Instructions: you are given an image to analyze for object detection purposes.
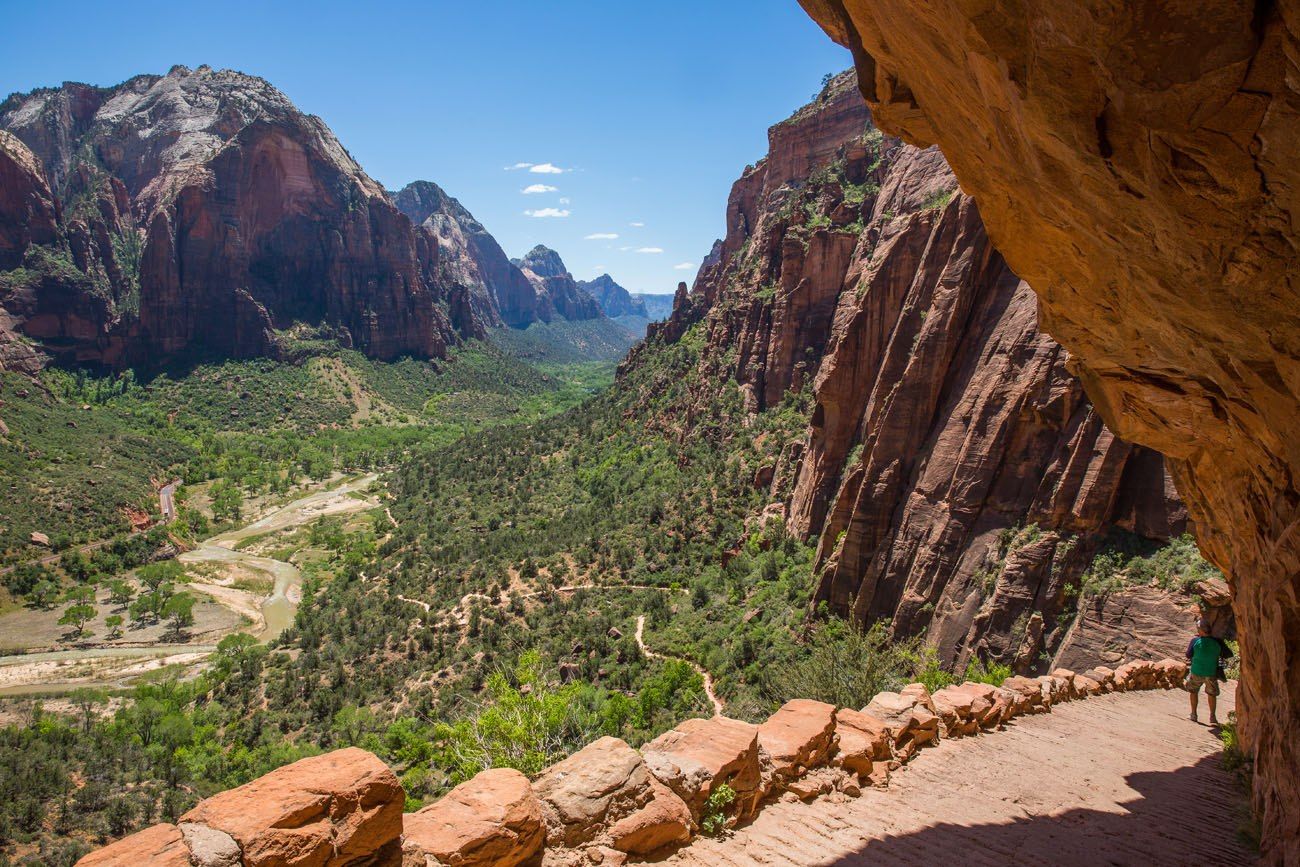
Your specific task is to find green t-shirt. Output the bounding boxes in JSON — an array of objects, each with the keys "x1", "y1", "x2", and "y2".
[{"x1": 1188, "y1": 636, "x2": 1224, "y2": 678}]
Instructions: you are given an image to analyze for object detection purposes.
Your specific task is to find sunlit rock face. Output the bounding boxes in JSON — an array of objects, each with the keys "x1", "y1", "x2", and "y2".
[
  {"x1": 796, "y1": 1, "x2": 1300, "y2": 859},
  {"x1": 0, "y1": 65, "x2": 477, "y2": 368},
  {"x1": 636, "y1": 72, "x2": 1193, "y2": 675}
]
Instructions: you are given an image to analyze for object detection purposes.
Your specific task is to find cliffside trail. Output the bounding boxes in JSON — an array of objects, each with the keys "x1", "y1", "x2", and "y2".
[{"x1": 668, "y1": 685, "x2": 1250, "y2": 866}]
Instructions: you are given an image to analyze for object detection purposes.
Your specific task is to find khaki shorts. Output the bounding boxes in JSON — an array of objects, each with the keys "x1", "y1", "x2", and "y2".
[{"x1": 1185, "y1": 674, "x2": 1220, "y2": 696}]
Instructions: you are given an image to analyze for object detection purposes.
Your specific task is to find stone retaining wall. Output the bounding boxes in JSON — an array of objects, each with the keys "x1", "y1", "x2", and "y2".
[{"x1": 77, "y1": 658, "x2": 1191, "y2": 866}]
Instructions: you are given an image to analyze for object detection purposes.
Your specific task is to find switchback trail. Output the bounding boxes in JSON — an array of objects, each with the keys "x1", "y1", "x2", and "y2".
[
  {"x1": 668, "y1": 684, "x2": 1253, "y2": 866},
  {"x1": 635, "y1": 614, "x2": 724, "y2": 717}
]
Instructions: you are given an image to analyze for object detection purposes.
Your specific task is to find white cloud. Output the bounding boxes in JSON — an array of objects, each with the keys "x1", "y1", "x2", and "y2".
[
  {"x1": 530, "y1": 163, "x2": 567, "y2": 174},
  {"x1": 629, "y1": 221, "x2": 645, "y2": 228},
  {"x1": 525, "y1": 208, "x2": 571, "y2": 218},
  {"x1": 635, "y1": 247, "x2": 664, "y2": 254},
  {"x1": 506, "y1": 162, "x2": 535, "y2": 170},
  {"x1": 674, "y1": 262, "x2": 696, "y2": 270},
  {"x1": 593, "y1": 265, "x2": 607, "y2": 272},
  {"x1": 559, "y1": 197, "x2": 571, "y2": 205},
  {"x1": 522, "y1": 184, "x2": 558, "y2": 194},
  {"x1": 618, "y1": 246, "x2": 634, "y2": 251},
  {"x1": 585, "y1": 233, "x2": 620, "y2": 240}
]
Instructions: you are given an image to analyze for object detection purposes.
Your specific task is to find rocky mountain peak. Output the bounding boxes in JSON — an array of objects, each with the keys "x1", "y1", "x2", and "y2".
[
  {"x1": 0, "y1": 67, "x2": 482, "y2": 368},
  {"x1": 518, "y1": 245, "x2": 570, "y2": 279},
  {"x1": 578, "y1": 273, "x2": 648, "y2": 319}
]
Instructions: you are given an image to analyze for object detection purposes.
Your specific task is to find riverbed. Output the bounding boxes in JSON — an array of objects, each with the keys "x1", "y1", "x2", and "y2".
[{"x1": 0, "y1": 473, "x2": 379, "y2": 696}]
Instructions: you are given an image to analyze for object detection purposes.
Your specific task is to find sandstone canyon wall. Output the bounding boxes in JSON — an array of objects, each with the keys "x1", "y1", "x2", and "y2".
[
  {"x1": 638, "y1": 73, "x2": 1213, "y2": 679},
  {"x1": 0, "y1": 65, "x2": 478, "y2": 369},
  {"x1": 795, "y1": 2, "x2": 1299, "y2": 859}
]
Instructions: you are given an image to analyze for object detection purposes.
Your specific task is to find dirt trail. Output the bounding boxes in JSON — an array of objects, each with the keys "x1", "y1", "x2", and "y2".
[
  {"x1": 636, "y1": 614, "x2": 724, "y2": 717},
  {"x1": 667, "y1": 684, "x2": 1252, "y2": 866}
]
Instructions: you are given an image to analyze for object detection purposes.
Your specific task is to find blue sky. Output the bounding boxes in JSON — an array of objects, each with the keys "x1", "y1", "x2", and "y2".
[{"x1": 0, "y1": 0, "x2": 848, "y2": 295}]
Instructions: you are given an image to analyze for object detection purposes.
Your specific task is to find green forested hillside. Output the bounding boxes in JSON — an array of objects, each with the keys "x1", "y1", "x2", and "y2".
[
  {"x1": 0, "y1": 321, "x2": 906, "y2": 864},
  {"x1": 0, "y1": 344, "x2": 608, "y2": 565}
]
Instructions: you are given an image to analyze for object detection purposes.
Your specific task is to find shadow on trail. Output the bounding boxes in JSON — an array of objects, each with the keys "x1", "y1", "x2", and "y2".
[{"x1": 827, "y1": 754, "x2": 1256, "y2": 867}]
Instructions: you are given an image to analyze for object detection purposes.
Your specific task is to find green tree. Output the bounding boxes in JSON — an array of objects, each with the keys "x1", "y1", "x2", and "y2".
[
  {"x1": 105, "y1": 613, "x2": 124, "y2": 638},
  {"x1": 59, "y1": 602, "x2": 97, "y2": 637},
  {"x1": 108, "y1": 579, "x2": 135, "y2": 608},
  {"x1": 767, "y1": 620, "x2": 927, "y2": 709},
  {"x1": 210, "y1": 479, "x2": 243, "y2": 522},
  {"x1": 31, "y1": 579, "x2": 59, "y2": 609},
  {"x1": 162, "y1": 593, "x2": 195, "y2": 637},
  {"x1": 137, "y1": 561, "x2": 184, "y2": 594},
  {"x1": 432, "y1": 651, "x2": 597, "y2": 782},
  {"x1": 68, "y1": 687, "x2": 108, "y2": 733}
]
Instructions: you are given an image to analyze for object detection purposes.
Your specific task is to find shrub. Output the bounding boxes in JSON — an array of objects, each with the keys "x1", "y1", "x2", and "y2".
[
  {"x1": 963, "y1": 657, "x2": 1013, "y2": 686},
  {"x1": 701, "y1": 783, "x2": 736, "y2": 837}
]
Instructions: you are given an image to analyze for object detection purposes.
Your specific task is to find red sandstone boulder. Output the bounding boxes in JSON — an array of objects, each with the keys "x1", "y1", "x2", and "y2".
[
  {"x1": 607, "y1": 776, "x2": 693, "y2": 855},
  {"x1": 401, "y1": 768, "x2": 543, "y2": 867},
  {"x1": 75, "y1": 824, "x2": 191, "y2": 867},
  {"x1": 862, "y1": 691, "x2": 939, "y2": 760},
  {"x1": 642, "y1": 716, "x2": 768, "y2": 821},
  {"x1": 758, "y1": 699, "x2": 838, "y2": 781},
  {"x1": 1154, "y1": 658, "x2": 1189, "y2": 688},
  {"x1": 1000, "y1": 676, "x2": 1049, "y2": 715},
  {"x1": 899, "y1": 683, "x2": 937, "y2": 713},
  {"x1": 1114, "y1": 660, "x2": 1161, "y2": 691},
  {"x1": 832, "y1": 708, "x2": 892, "y2": 778},
  {"x1": 946, "y1": 682, "x2": 1003, "y2": 728},
  {"x1": 179, "y1": 747, "x2": 403, "y2": 867},
  {"x1": 534, "y1": 737, "x2": 655, "y2": 848},
  {"x1": 931, "y1": 686, "x2": 980, "y2": 737},
  {"x1": 1050, "y1": 669, "x2": 1078, "y2": 699},
  {"x1": 1073, "y1": 674, "x2": 1103, "y2": 696},
  {"x1": 1082, "y1": 666, "x2": 1117, "y2": 692}
]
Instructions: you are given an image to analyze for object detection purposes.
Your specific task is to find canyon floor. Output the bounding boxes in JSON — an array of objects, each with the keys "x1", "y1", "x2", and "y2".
[{"x1": 668, "y1": 685, "x2": 1252, "y2": 866}]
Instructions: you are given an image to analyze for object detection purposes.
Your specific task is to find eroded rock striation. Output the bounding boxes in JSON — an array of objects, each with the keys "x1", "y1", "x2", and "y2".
[
  {"x1": 392, "y1": 179, "x2": 531, "y2": 330},
  {"x1": 0, "y1": 65, "x2": 477, "y2": 369},
  {"x1": 796, "y1": 3, "x2": 1299, "y2": 858},
  {"x1": 635, "y1": 72, "x2": 1209, "y2": 675}
]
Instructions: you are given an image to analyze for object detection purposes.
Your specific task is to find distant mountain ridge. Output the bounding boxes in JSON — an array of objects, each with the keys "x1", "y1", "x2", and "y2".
[
  {"x1": 578, "y1": 274, "x2": 647, "y2": 319},
  {"x1": 514, "y1": 245, "x2": 604, "y2": 322},
  {"x1": 0, "y1": 65, "x2": 639, "y2": 372}
]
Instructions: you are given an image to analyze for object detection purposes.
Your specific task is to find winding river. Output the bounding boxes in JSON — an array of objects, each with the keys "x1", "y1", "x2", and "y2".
[{"x1": 0, "y1": 474, "x2": 379, "y2": 696}]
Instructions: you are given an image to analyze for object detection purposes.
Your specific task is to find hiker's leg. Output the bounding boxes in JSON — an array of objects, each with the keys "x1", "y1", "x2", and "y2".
[{"x1": 1189, "y1": 685, "x2": 1198, "y2": 714}]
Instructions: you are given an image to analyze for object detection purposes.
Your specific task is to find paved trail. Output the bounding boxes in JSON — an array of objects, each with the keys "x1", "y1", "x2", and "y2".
[{"x1": 669, "y1": 684, "x2": 1253, "y2": 866}]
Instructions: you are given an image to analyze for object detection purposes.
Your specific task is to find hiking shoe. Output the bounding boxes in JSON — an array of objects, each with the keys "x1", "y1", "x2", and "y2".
[
  {"x1": 1209, "y1": 716, "x2": 1220, "y2": 726},
  {"x1": 1189, "y1": 712, "x2": 1198, "y2": 723}
]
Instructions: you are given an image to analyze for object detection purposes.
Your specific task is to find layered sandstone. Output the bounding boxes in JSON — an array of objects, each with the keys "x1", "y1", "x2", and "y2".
[
  {"x1": 637, "y1": 72, "x2": 1210, "y2": 675},
  {"x1": 0, "y1": 65, "x2": 476, "y2": 368},
  {"x1": 795, "y1": 3, "x2": 1298, "y2": 858}
]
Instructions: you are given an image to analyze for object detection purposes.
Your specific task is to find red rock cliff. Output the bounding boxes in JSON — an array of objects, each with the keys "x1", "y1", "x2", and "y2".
[
  {"x1": 796, "y1": 2, "x2": 1299, "y2": 859},
  {"x1": 0, "y1": 65, "x2": 479, "y2": 367},
  {"x1": 641, "y1": 73, "x2": 1198, "y2": 675}
]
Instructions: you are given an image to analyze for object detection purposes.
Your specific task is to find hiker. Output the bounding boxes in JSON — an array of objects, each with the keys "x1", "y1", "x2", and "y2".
[{"x1": 1185, "y1": 618, "x2": 1232, "y2": 725}]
